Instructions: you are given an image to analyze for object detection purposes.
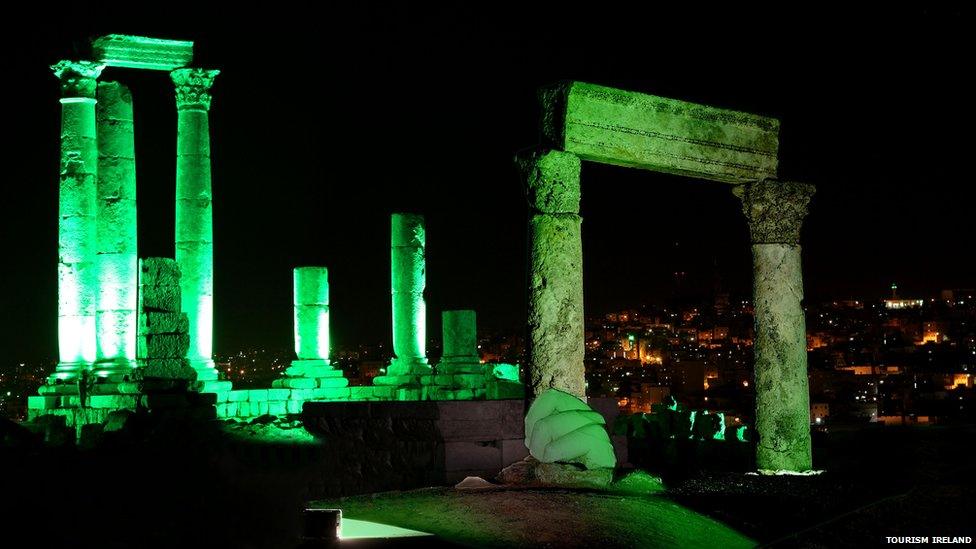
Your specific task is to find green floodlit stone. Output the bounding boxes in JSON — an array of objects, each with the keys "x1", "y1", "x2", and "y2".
[
  {"x1": 388, "y1": 213, "x2": 430, "y2": 375},
  {"x1": 95, "y1": 82, "x2": 138, "y2": 367},
  {"x1": 294, "y1": 267, "x2": 330, "y2": 362},
  {"x1": 491, "y1": 363, "x2": 519, "y2": 382},
  {"x1": 173, "y1": 68, "x2": 218, "y2": 375},
  {"x1": 92, "y1": 35, "x2": 193, "y2": 71},
  {"x1": 541, "y1": 81, "x2": 779, "y2": 183},
  {"x1": 524, "y1": 389, "x2": 616, "y2": 470},
  {"x1": 53, "y1": 60, "x2": 104, "y2": 374}
]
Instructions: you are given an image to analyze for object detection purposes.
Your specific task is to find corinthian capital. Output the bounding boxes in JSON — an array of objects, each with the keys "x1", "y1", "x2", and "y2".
[
  {"x1": 51, "y1": 60, "x2": 105, "y2": 99},
  {"x1": 733, "y1": 180, "x2": 815, "y2": 244},
  {"x1": 171, "y1": 68, "x2": 220, "y2": 110}
]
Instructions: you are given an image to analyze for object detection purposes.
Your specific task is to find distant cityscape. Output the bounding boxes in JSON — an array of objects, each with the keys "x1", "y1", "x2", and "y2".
[{"x1": 3, "y1": 286, "x2": 973, "y2": 427}]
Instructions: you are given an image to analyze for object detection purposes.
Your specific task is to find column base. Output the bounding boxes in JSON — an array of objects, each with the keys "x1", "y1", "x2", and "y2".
[
  {"x1": 50, "y1": 362, "x2": 90, "y2": 383},
  {"x1": 91, "y1": 359, "x2": 137, "y2": 381},
  {"x1": 387, "y1": 357, "x2": 431, "y2": 376},
  {"x1": 189, "y1": 358, "x2": 219, "y2": 381}
]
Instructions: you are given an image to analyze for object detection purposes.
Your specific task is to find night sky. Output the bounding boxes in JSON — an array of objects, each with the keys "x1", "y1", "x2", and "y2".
[{"x1": 3, "y1": 7, "x2": 972, "y2": 361}]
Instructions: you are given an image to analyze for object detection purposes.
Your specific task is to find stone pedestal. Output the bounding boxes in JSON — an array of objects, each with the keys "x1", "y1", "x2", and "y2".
[
  {"x1": 375, "y1": 213, "x2": 431, "y2": 386},
  {"x1": 171, "y1": 68, "x2": 219, "y2": 380},
  {"x1": 51, "y1": 60, "x2": 104, "y2": 381},
  {"x1": 93, "y1": 81, "x2": 138, "y2": 378},
  {"x1": 275, "y1": 267, "x2": 349, "y2": 391},
  {"x1": 517, "y1": 150, "x2": 585, "y2": 398},
  {"x1": 734, "y1": 180, "x2": 816, "y2": 473}
]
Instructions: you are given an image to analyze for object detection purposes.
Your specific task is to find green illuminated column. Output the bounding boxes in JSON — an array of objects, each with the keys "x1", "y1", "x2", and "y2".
[
  {"x1": 94, "y1": 81, "x2": 138, "y2": 376},
  {"x1": 388, "y1": 213, "x2": 430, "y2": 375},
  {"x1": 517, "y1": 150, "x2": 585, "y2": 398},
  {"x1": 171, "y1": 68, "x2": 219, "y2": 380},
  {"x1": 294, "y1": 267, "x2": 330, "y2": 363},
  {"x1": 734, "y1": 180, "x2": 816, "y2": 473},
  {"x1": 52, "y1": 60, "x2": 104, "y2": 380},
  {"x1": 439, "y1": 310, "x2": 482, "y2": 374}
]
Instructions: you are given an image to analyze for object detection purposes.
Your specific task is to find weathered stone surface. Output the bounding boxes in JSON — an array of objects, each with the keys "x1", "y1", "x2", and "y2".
[
  {"x1": 141, "y1": 358, "x2": 196, "y2": 380},
  {"x1": 486, "y1": 379, "x2": 526, "y2": 400},
  {"x1": 518, "y1": 150, "x2": 585, "y2": 398},
  {"x1": 138, "y1": 333, "x2": 190, "y2": 359},
  {"x1": 140, "y1": 284, "x2": 181, "y2": 313},
  {"x1": 440, "y1": 310, "x2": 480, "y2": 371},
  {"x1": 535, "y1": 461, "x2": 613, "y2": 489},
  {"x1": 733, "y1": 180, "x2": 815, "y2": 245},
  {"x1": 735, "y1": 180, "x2": 815, "y2": 473},
  {"x1": 140, "y1": 257, "x2": 181, "y2": 286},
  {"x1": 541, "y1": 81, "x2": 779, "y2": 183},
  {"x1": 610, "y1": 470, "x2": 666, "y2": 495},
  {"x1": 294, "y1": 267, "x2": 330, "y2": 361},
  {"x1": 139, "y1": 312, "x2": 188, "y2": 334}
]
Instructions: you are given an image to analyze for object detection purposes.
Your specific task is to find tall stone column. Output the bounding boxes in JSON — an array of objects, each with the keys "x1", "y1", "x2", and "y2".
[
  {"x1": 52, "y1": 60, "x2": 104, "y2": 380},
  {"x1": 171, "y1": 68, "x2": 219, "y2": 380},
  {"x1": 517, "y1": 149, "x2": 585, "y2": 398},
  {"x1": 734, "y1": 180, "x2": 816, "y2": 473},
  {"x1": 294, "y1": 267, "x2": 330, "y2": 364},
  {"x1": 94, "y1": 81, "x2": 138, "y2": 377},
  {"x1": 388, "y1": 213, "x2": 430, "y2": 376}
]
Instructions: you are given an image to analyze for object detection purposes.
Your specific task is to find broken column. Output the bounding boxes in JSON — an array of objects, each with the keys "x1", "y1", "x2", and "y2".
[
  {"x1": 733, "y1": 180, "x2": 816, "y2": 473},
  {"x1": 517, "y1": 150, "x2": 585, "y2": 398},
  {"x1": 375, "y1": 213, "x2": 431, "y2": 386},
  {"x1": 439, "y1": 310, "x2": 481, "y2": 373},
  {"x1": 171, "y1": 68, "x2": 219, "y2": 380},
  {"x1": 94, "y1": 81, "x2": 138, "y2": 377},
  {"x1": 52, "y1": 60, "x2": 105, "y2": 380},
  {"x1": 137, "y1": 258, "x2": 195, "y2": 382},
  {"x1": 274, "y1": 267, "x2": 348, "y2": 394}
]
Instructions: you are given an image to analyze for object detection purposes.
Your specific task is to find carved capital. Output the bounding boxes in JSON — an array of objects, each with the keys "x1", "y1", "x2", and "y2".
[
  {"x1": 516, "y1": 149, "x2": 582, "y2": 214},
  {"x1": 51, "y1": 60, "x2": 105, "y2": 98},
  {"x1": 733, "y1": 180, "x2": 815, "y2": 244},
  {"x1": 170, "y1": 68, "x2": 219, "y2": 110}
]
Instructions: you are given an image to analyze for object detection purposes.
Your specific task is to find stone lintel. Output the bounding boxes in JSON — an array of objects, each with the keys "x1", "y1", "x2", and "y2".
[
  {"x1": 92, "y1": 34, "x2": 193, "y2": 71},
  {"x1": 540, "y1": 81, "x2": 779, "y2": 183},
  {"x1": 733, "y1": 180, "x2": 816, "y2": 244}
]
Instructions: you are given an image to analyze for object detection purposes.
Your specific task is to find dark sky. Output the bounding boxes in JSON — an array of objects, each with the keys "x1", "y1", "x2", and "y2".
[{"x1": 3, "y1": 6, "x2": 973, "y2": 360}]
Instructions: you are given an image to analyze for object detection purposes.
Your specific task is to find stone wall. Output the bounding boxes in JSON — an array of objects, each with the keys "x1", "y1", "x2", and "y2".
[{"x1": 302, "y1": 400, "x2": 528, "y2": 487}]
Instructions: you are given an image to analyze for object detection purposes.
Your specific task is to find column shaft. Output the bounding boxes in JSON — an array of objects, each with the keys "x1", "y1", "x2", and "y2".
[
  {"x1": 294, "y1": 267, "x2": 330, "y2": 362},
  {"x1": 735, "y1": 180, "x2": 816, "y2": 472},
  {"x1": 519, "y1": 150, "x2": 585, "y2": 398},
  {"x1": 52, "y1": 61, "x2": 104, "y2": 379},
  {"x1": 172, "y1": 68, "x2": 219, "y2": 378},
  {"x1": 389, "y1": 213, "x2": 429, "y2": 375},
  {"x1": 95, "y1": 81, "x2": 138, "y2": 371},
  {"x1": 439, "y1": 309, "x2": 482, "y2": 374}
]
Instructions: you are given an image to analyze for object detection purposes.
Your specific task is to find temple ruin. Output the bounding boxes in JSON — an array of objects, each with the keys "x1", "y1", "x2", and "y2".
[{"x1": 31, "y1": 35, "x2": 816, "y2": 473}]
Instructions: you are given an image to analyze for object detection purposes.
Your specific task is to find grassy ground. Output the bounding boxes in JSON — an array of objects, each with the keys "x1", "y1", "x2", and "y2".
[{"x1": 314, "y1": 487, "x2": 754, "y2": 548}]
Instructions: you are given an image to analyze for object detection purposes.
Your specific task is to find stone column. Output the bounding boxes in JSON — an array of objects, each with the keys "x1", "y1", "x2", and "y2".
[
  {"x1": 733, "y1": 180, "x2": 816, "y2": 473},
  {"x1": 517, "y1": 149, "x2": 585, "y2": 398},
  {"x1": 388, "y1": 213, "x2": 430, "y2": 376},
  {"x1": 439, "y1": 310, "x2": 482, "y2": 374},
  {"x1": 171, "y1": 68, "x2": 219, "y2": 380},
  {"x1": 94, "y1": 81, "x2": 138, "y2": 377},
  {"x1": 52, "y1": 60, "x2": 104, "y2": 380},
  {"x1": 294, "y1": 267, "x2": 330, "y2": 364}
]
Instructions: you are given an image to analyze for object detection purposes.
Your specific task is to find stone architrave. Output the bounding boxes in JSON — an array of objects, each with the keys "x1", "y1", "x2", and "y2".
[
  {"x1": 52, "y1": 60, "x2": 105, "y2": 380},
  {"x1": 734, "y1": 180, "x2": 816, "y2": 473},
  {"x1": 94, "y1": 81, "x2": 138, "y2": 377},
  {"x1": 171, "y1": 68, "x2": 219, "y2": 380},
  {"x1": 517, "y1": 150, "x2": 585, "y2": 398},
  {"x1": 540, "y1": 81, "x2": 779, "y2": 183},
  {"x1": 438, "y1": 310, "x2": 482, "y2": 374}
]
